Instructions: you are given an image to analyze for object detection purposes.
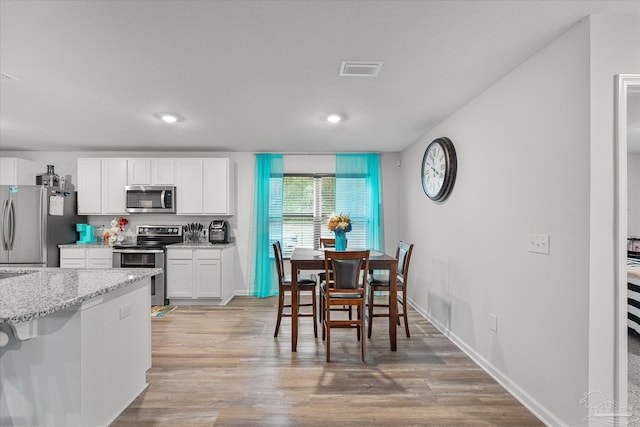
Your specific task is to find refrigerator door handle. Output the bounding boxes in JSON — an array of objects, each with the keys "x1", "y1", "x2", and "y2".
[
  {"x1": 1, "y1": 199, "x2": 8, "y2": 250},
  {"x1": 8, "y1": 199, "x2": 16, "y2": 250}
]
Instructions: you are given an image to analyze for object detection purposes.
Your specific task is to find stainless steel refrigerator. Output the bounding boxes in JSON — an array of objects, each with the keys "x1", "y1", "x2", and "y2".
[{"x1": 0, "y1": 185, "x2": 86, "y2": 267}]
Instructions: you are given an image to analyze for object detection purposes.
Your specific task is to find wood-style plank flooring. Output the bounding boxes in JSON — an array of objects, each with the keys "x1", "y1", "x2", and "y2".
[{"x1": 112, "y1": 296, "x2": 542, "y2": 426}]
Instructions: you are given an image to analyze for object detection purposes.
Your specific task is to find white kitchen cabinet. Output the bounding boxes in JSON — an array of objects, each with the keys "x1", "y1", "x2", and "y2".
[
  {"x1": 127, "y1": 159, "x2": 175, "y2": 185},
  {"x1": 60, "y1": 246, "x2": 112, "y2": 269},
  {"x1": 60, "y1": 247, "x2": 87, "y2": 268},
  {"x1": 195, "y1": 250, "x2": 221, "y2": 298},
  {"x1": 0, "y1": 158, "x2": 35, "y2": 185},
  {"x1": 77, "y1": 158, "x2": 102, "y2": 214},
  {"x1": 175, "y1": 159, "x2": 204, "y2": 214},
  {"x1": 166, "y1": 250, "x2": 193, "y2": 298},
  {"x1": 175, "y1": 158, "x2": 235, "y2": 215},
  {"x1": 87, "y1": 247, "x2": 113, "y2": 268},
  {"x1": 77, "y1": 158, "x2": 127, "y2": 215},
  {"x1": 127, "y1": 159, "x2": 152, "y2": 185},
  {"x1": 166, "y1": 246, "x2": 234, "y2": 304},
  {"x1": 101, "y1": 159, "x2": 128, "y2": 215},
  {"x1": 151, "y1": 159, "x2": 175, "y2": 184}
]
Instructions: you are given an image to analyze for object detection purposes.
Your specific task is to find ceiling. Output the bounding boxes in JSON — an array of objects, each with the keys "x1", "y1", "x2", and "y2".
[{"x1": 1, "y1": 0, "x2": 639, "y2": 153}]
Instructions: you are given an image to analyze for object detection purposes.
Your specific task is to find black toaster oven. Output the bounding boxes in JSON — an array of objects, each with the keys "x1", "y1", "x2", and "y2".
[{"x1": 209, "y1": 220, "x2": 230, "y2": 244}]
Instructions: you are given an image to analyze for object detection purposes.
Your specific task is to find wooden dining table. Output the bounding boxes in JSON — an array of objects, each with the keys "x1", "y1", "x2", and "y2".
[{"x1": 289, "y1": 247, "x2": 399, "y2": 352}]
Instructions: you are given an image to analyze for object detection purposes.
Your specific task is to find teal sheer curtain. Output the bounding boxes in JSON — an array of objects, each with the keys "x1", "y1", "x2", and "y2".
[
  {"x1": 250, "y1": 154, "x2": 283, "y2": 298},
  {"x1": 335, "y1": 153, "x2": 384, "y2": 251}
]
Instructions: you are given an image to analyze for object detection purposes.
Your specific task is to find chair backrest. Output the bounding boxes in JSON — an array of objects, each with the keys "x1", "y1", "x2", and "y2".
[
  {"x1": 324, "y1": 250, "x2": 370, "y2": 292},
  {"x1": 319, "y1": 238, "x2": 335, "y2": 248},
  {"x1": 395, "y1": 242, "x2": 414, "y2": 285},
  {"x1": 272, "y1": 241, "x2": 285, "y2": 285}
]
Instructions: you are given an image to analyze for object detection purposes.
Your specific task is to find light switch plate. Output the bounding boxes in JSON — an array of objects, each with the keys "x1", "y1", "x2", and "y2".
[
  {"x1": 528, "y1": 234, "x2": 550, "y2": 255},
  {"x1": 489, "y1": 314, "x2": 498, "y2": 333}
]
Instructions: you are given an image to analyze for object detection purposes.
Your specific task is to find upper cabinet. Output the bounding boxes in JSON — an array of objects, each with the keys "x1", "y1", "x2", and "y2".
[
  {"x1": 78, "y1": 157, "x2": 234, "y2": 216},
  {"x1": 101, "y1": 159, "x2": 128, "y2": 215},
  {"x1": 77, "y1": 158, "x2": 128, "y2": 215},
  {"x1": 77, "y1": 158, "x2": 102, "y2": 214},
  {"x1": 127, "y1": 159, "x2": 175, "y2": 185},
  {"x1": 175, "y1": 158, "x2": 235, "y2": 216},
  {"x1": 0, "y1": 158, "x2": 35, "y2": 185}
]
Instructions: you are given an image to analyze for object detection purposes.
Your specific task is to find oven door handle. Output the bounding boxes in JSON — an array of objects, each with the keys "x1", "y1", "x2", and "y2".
[{"x1": 113, "y1": 249, "x2": 165, "y2": 254}]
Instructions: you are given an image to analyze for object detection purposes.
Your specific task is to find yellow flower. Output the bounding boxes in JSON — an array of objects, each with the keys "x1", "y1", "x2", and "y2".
[{"x1": 327, "y1": 213, "x2": 352, "y2": 232}]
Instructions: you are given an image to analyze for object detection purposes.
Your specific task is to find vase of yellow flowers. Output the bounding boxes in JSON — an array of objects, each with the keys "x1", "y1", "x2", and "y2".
[{"x1": 327, "y1": 213, "x2": 351, "y2": 251}]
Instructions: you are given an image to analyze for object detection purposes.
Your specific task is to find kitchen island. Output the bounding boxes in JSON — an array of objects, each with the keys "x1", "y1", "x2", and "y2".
[{"x1": 0, "y1": 267, "x2": 162, "y2": 427}]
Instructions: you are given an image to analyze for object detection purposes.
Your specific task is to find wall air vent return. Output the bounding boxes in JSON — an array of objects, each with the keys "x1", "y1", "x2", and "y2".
[
  {"x1": 339, "y1": 61, "x2": 383, "y2": 77},
  {"x1": 0, "y1": 71, "x2": 17, "y2": 80}
]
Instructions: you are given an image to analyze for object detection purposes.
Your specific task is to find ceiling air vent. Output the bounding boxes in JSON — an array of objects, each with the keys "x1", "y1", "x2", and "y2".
[
  {"x1": 0, "y1": 71, "x2": 17, "y2": 80},
  {"x1": 339, "y1": 61, "x2": 383, "y2": 77}
]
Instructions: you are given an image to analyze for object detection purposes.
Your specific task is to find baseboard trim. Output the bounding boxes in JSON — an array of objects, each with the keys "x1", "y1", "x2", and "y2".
[{"x1": 407, "y1": 297, "x2": 564, "y2": 427}]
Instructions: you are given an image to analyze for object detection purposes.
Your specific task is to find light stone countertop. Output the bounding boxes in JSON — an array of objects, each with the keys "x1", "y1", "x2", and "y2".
[
  {"x1": 0, "y1": 267, "x2": 162, "y2": 324},
  {"x1": 168, "y1": 242, "x2": 236, "y2": 249},
  {"x1": 58, "y1": 243, "x2": 112, "y2": 248}
]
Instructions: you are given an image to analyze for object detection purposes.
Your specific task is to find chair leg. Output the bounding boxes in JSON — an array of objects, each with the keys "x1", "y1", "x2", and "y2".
[
  {"x1": 360, "y1": 301, "x2": 366, "y2": 362},
  {"x1": 325, "y1": 304, "x2": 331, "y2": 362},
  {"x1": 367, "y1": 285, "x2": 374, "y2": 339},
  {"x1": 312, "y1": 288, "x2": 318, "y2": 338},
  {"x1": 274, "y1": 293, "x2": 284, "y2": 338},
  {"x1": 401, "y1": 295, "x2": 410, "y2": 338},
  {"x1": 356, "y1": 305, "x2": 361, "y2": 341},
  {"x1": 320, "y1": 292, "x2": 324, "y2": 323}
]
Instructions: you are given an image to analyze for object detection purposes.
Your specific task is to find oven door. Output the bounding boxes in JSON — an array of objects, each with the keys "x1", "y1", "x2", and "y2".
[{"x1": 113, "y1": 249, "x2": 166, "y2": 306}]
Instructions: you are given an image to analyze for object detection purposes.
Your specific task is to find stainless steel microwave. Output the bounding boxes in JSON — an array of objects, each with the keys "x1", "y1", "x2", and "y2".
[{"x1": 125, "y1": 185, "x2": 176, "y2": 213}]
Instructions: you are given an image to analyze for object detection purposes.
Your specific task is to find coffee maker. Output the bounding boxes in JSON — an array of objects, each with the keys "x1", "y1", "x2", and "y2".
[{"x1": 208, "y1": 220, "x2": 230, "y2": 244}]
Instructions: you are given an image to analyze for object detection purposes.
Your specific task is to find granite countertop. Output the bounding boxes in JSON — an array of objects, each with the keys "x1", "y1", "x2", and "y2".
[
  {"x1": 58, "y1": 243, "x2": 112, "y2": 248},
  {"x1": 169, "y1": 242, "x2": 236, "y2": 249},
  {"x1": 0, "y1": 267, "x2": 162, "y2": 324}
]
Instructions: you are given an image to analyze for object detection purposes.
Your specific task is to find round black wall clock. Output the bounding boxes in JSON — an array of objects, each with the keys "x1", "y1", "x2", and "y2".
[{"x1": 421, "y1": 137, "x2": 457, "y2": 202}]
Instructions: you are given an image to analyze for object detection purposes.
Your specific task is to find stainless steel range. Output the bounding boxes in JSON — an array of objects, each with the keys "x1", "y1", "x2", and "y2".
[{"x1": 112, "y1": 225, "x2": 183, "y2": 306}]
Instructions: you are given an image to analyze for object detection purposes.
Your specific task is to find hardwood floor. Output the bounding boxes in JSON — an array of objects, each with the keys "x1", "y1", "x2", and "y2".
[{"x1": 112, "y1": 296, "x2": 542, "y2": 426}]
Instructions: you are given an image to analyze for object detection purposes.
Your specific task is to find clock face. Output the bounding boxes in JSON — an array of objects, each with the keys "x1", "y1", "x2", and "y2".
[{"x1": 421, "y1": 137, "x2": 457, "y2": 202}]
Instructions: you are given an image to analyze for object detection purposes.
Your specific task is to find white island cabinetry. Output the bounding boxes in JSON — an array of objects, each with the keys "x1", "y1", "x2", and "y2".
[
  {"x1": 166, "y1": 245, "x2": 234, "y2": 305},
  {"x1": 0, "y1": 269, "x2": 157, "y2": 427}
]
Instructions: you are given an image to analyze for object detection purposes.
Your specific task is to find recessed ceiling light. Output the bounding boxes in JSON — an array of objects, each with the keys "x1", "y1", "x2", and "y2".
[
  {"x1": 153, "y1": 112, "x2": 185, "y2": 123},
  {"x1": 327, "y1": 114, "x2": 343, "y2": 124}
]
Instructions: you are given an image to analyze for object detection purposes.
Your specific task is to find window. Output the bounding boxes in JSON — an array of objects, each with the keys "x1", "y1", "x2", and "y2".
[{"x1": 276, "y1": 175, "x2": 335, "y2": 257}]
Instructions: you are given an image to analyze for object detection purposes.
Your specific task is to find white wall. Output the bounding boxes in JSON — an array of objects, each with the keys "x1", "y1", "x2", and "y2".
[
  {"x1": 588, "y1": 15, "x2": 640, "y2": 417},
  {"x1": 0, "y1": 150, "x2": 400, "y2": 293},
  {"x1": 399, "y1": 14, "x2": 640, "y2": 426},
  {"x1": 400, "y1": 20, "x2": 591, "y2": 425},
  {"x1": 628, "y1": 155, "x2": 640, "y2": 238}
]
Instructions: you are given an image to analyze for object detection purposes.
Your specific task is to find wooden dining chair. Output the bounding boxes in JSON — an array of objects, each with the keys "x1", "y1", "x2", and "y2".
[
  {"x1": 318, "y1": 237, "x2": 352, "y2": 322},
  {"x1": 367, "y1": 242, "x2": 414, "y2": 339},
  {"x1": 321, "y1": 250, "x2": 370, "y2": 362},
  {"x1": 273, "y1": 241, "x2": 318, "y2": 338},
  {"x1": 319, "y1": 238, "x2": 336, "y2": 248}
]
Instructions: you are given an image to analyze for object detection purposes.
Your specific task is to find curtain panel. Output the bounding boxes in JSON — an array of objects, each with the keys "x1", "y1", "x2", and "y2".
[
  {"x1": 250, "y1": 154, "x2": 283, "y2": 298},
  {"x1": 335, "y1": 153, "x2": 384, "y2": 251}
]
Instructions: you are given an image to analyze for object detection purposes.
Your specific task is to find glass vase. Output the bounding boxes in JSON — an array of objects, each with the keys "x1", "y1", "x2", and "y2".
[{"x1": 335, "y1": 230, "x2": 347, "y2": 251}]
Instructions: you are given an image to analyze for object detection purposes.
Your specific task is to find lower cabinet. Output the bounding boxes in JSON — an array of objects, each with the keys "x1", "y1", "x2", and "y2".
[
  {"x1": 166, "y1": 246, "x2": 234, "y2": 305},
  {"x1": 60, "y1": 247, "x2": 112, "y2": 269}
]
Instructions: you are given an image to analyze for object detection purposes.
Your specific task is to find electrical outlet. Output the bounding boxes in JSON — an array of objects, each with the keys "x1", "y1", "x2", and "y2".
[
  {"x1": 489, "y1": 314, "x2": 498, "y2": 333},
  {"x1": 527, "y1": 234, "x2": 550, "y2": 255},
  {"x1": 119, "y1": 304, "x2": 133, "y2": 320}
]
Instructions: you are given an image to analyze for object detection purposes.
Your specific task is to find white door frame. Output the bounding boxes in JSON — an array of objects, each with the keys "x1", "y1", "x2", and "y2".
[{"x1": 615, "y1": 74, "x2": 640, "y2": 421}]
